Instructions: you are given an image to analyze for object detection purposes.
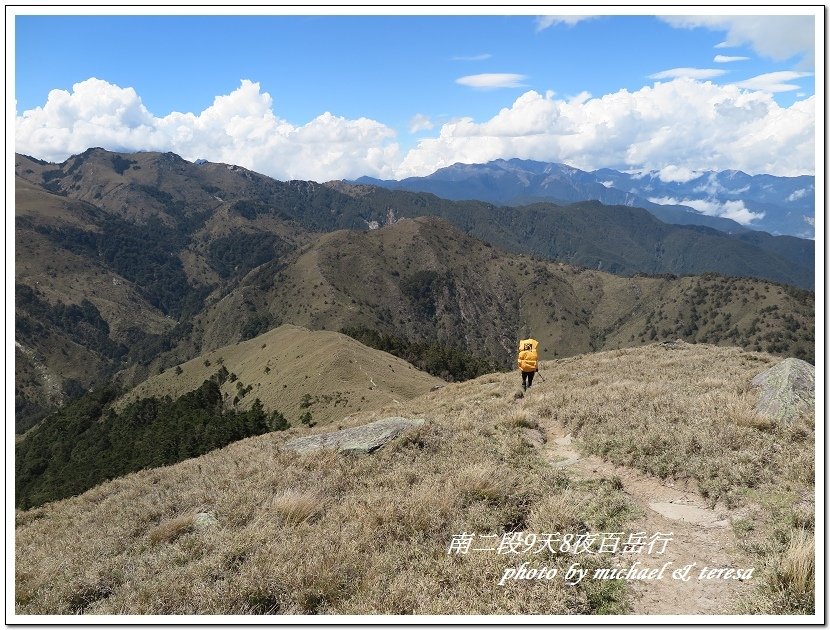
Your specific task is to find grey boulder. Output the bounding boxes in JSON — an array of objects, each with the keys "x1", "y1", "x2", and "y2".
[
  {"x1": 284, "y1": 416, "x2": 425, "y2": 454},
  {"x1": 751, "y1": 358, "x2": 815, "y2": 424}
]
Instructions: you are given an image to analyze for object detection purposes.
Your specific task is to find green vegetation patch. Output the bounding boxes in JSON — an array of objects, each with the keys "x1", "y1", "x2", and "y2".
[
  {"x1": 16, "y1": 377, "x2": 289, "y2": 509},
  {"x1": 207, "y1": 232, "x2": 286, "y2": 279},
  {"x1": 16, "y1": 284, "x2": 127, "y2": 361},
  {"x1": 341, "y1": 325, "x2": 502, "y2": 381}
]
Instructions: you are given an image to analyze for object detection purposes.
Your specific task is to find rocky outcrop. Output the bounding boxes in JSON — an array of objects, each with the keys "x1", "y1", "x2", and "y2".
[
  {"x1": 751, "y1": 358, "x2": 815, "y2": 424},
  {"x1": 193, "y1": 512, "x2": 218, "y2": 530},
  {"x1": 284, "y1": 416, "x2": 425, "y2": 455}
]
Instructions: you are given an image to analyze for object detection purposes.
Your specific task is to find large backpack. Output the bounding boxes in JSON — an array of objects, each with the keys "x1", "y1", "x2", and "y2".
[{"x1": 517, "y1": 338, "x2": 539, "y2": 371}]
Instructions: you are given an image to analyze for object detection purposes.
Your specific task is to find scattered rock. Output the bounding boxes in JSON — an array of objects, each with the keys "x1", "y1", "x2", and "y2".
[
  {"x1": 751, "y1": 358, "x2": 815, "y2": 424},
  {"x1": 513, "y1": 390, "x2": 524, "y2": 400},
  {"x1": 193, "y1": 512, "x2": 218, "y2": 529},
  {"x1": 284, "y1": 416, "x2": 425, "y2": 455},
  {"x1": 648, "y1": 501, "x2": 728, "y2": 528},
  {"x1": 430, "y1": 384, "x2": 445, "y2": 392}
]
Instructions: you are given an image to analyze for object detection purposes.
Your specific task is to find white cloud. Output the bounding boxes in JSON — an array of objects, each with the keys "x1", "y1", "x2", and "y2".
[
  {"x1": 395, "y1": 78, "x2": 814, "y2": 179},
  {"x1": 803, "y1": 215, "x2": 815, "y2": 226},
  {"x1": 657, "y1": 165, "x2": 701, "y2": 183},
  {"x1": 648, "y1": 196, "x2": 765, "y2": 225},
  {"x1": 568, "y1": 91, "x2": 592, "y2": 105},
  {"x1": 455, "y1": 73, "x2": 528, "y2": 89},
  {"x1": 788, "y1": 188, "x2": 808, "y2": 201},
  {"x1": 15, "y1": 76, "x2": 816, "y2": 184},
  {"x1": 733, "y1": 71, "x2": 813, "y2": 93},
  {"x1": 409, "y1": 114, "x2": 434, "y2": 133},
  {"x1": 649, "y1": 68, "x2": 727, "y2": 80},
  {"x1": 452, "y1": 53, "x2": 492, "y2": 61},
  {"x1": 660, "y1": 16, "x2": 815, "y2": 67},
  {"x1": 15, "y1": 78, "x2": 401, "y2": 182},
  {"x1": 714, "y1": 55, "x2": 749, "y2": 63},
  {"x1": 536, "y1": 15, "x2": 595, "y2": 31},
  {"x1": 718, "y1": 200, "x2": 766, "y2": 224}
]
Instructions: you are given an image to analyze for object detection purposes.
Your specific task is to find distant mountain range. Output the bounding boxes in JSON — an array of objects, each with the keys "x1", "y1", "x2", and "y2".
[
  {"x1": 355, "y1": 158, "x2": 815, "y2": 239},
  {"x1": 14, "y1": 148, "x2": 815, "y2": 428}
]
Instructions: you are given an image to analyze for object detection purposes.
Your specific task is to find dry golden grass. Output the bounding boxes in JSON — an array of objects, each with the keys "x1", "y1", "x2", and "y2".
[
  {"x1": 515, "y1": 342, "x2": 815, "y2": 616},
  {"x1": 15, "y1": 358, "x2": 635, "y2": 616},
  {"x1": 14, "y1": 343, "x2": 813, "y2": 616},
  {"x1": 520, "y1": 343, "x2": 812, "y2": 509},
  {"x1": 149, "y1": 515, "x2": 196, "y2": 544},
  {"x1": 528, "y1": 491, "x2": 587, "y2": 534},
  {"x1": 500, "y1": 408, "x2": 540, "y2": 429},
  {"x1": 739, "y1": 524, "x2": 816, "y2": 615},
  {"x1": 457, "y1": 465, "x2": 514, "y2": 504},
  {"x1": 270, "y1": 490, "x2": 322, "y2": 526},
  {"x1": 115, "y1": 324, "x2": 442, "y2": 428},
  {"x1": 777, "y1": 529, "x2": 815, "y2": 597}
]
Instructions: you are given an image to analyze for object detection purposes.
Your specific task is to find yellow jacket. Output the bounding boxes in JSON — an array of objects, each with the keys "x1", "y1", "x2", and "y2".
[{"x1": 517, "y1": 338, "x2": 539, "y2": 372}]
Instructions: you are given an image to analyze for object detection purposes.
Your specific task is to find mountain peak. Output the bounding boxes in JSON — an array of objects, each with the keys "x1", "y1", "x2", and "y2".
[{"x1": 358, "y1": 158, "x2": 813, "y2": 238}]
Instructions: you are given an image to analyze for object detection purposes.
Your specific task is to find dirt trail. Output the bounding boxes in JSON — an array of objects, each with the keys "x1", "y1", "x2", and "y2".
[{"x1": 538, "y1": 416, "x2": 755, "y2": 615}]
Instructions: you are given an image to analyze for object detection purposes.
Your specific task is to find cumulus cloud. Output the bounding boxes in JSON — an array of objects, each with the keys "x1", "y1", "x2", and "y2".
[
  {"x1": 788, "y1": 188, "x2": 808, "y2": 201},
  {"x1": 15, "y1": 75, "x2": 816, "y2": 184},
  {"x1": 15, "y1": 78, "x2": 401, "y2": 181},
  {"x1": 733, "y1": 71, "x2": 813, "y2": 93},
  {"x1": 648, "y1": 196, "x2": 765, "y2": 225},
  {"x1": 395, "y1": 78, "x2": 814, "y2": 178},
  {"x1": 649, "y1": 68, "x2": 727, "y2": 80},
  {"x1": 660, "y1": 16, "x2": 815, "y2": 67},
  {"x1": 409, "y1": 113, "x2": 434, "y2": 133},
  {"x1": 536, "y1": 15, "x2": 596, "y2": 31},
  {"x1": 714, "y1": 54, "x2": 749, "y2": 63},
  {"x1": 455, "y1": 73, "x2": 528, "y2": 89},
  {"x1": 15, "y1": 78, "x2": 162, "y2": 157}
]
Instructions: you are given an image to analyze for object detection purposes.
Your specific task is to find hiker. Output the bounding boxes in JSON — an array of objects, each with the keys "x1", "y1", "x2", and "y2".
[{"x1": 517, "y1": 338, "x2": 539, "y2": 391}]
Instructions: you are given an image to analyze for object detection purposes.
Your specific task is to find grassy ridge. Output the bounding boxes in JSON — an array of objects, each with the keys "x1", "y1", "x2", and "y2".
[
  {"x1": 210, "y1": 218, "x2": 814, "y2": 370},
  {"x1": 15, "y1": 364, "x2": 636, "y2": 615},
  {"x1": 14, "y1": 343, "x2": 814, "y2": 615},
  {"x1": 117, "y1": 324, "x2": 443, "y2": 429}
]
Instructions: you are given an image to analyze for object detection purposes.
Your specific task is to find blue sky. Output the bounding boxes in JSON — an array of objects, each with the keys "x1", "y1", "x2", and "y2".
[{"x1": 12, "y1": 10, "x2": 819, "y2": 182}]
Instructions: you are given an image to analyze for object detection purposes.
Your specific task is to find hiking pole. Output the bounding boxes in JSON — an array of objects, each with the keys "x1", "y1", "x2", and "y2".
[{"x1": 536, "y1": 371, "x2": 545, "y2": 383}]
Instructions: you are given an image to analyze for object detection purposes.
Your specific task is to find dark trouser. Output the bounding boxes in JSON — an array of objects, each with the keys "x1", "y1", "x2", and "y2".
[{"x1": 521, "y1": 371, "x2": 535, "y2": 390}]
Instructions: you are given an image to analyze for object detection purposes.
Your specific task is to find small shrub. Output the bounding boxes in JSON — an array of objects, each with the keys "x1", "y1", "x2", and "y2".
[
  {"x1": 149, "y1": 515, "x2": 195, "y2": 544},
  {"x1": 773, "y1": 529, "x2": 815, "y2": 600},
  {"x1": 271, "y1": 490, "x2": 322, "y2": 526},
  {"x1": 458, "y1": 465, "x2": 512, "y2": 503},
  {"x1": 502, "y1": 409, "x2": 539, "y2": 429}
]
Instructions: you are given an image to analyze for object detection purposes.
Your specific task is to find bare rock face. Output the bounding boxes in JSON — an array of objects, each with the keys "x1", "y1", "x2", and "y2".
[
  {"x1": 284, "y1": 416, "x2": 425, "y2": 455},
  {"x1": 751, "y1": 358, "x2": 815, "y2": 424}
]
